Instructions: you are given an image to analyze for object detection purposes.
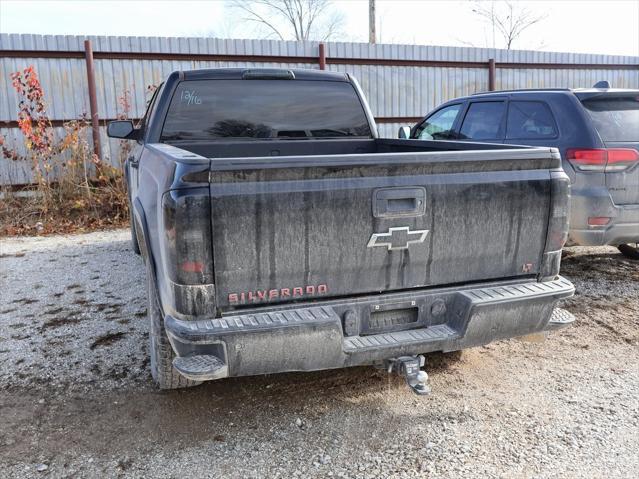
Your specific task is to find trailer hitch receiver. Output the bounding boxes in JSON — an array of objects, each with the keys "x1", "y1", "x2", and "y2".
[{"x1": 387, "y1": 355, "x2": 430, "y2": 396}]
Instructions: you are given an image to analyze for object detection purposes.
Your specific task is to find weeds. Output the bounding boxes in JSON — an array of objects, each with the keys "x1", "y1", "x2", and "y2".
[{"x1": 0, "y1": 66, "x2": 129, "y2": 236}]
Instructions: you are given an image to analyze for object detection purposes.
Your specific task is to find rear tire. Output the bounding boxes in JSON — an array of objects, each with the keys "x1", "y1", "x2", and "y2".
[
  {"x1": 146, "y1": 265, "x2": 200, "y2": 390},
  {"x1": 618, "y1": 243, "x2": 639, "y2": 260}
]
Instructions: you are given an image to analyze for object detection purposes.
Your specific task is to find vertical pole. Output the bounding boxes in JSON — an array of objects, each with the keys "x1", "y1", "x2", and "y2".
[
  {"x1": 369, "y1": 0, "x2": 376, "y2": 44},
  {"x1": 319, "y1": 43, "x2": 326, "y2": 70},
  {"x1": 488, "y1": 58, "x2": 496, "y2": 91},
  {"x1": 84, "y1": 39, "x2": 101, "y2": 159}
]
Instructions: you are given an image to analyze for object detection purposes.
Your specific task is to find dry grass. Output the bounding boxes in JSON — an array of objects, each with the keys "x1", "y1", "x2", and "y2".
[
  {"x1": 0, "y1": 185, "x2": 128, "y2": 237},
  {"x1": 0, "y1": 66, "x2": 130, "y2": 237}
]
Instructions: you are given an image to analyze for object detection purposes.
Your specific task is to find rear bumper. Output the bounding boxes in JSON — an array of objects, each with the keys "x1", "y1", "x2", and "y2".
[
  {"x1": 569, "y1": 188, "x2": 639, "y2": 246},
  {"x1": 165, "y1": 277, "x2": 575, "y2": 381}
]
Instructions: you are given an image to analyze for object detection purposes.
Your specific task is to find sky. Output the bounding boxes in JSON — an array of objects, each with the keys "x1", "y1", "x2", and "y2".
[{"x1": 0, "y1": 0, "x2": 638, "y2": 57}]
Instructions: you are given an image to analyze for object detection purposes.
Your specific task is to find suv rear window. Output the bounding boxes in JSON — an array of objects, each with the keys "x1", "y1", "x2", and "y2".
[
  {"x1": 581, "y1": 96, "x2": 639, "y2": 142},
  {"x1": 161, "y1": 80, "x2": 372, "y2": 141},
  {"x1": 506, "y1": 101, "x2": 557, "y2": 139}
]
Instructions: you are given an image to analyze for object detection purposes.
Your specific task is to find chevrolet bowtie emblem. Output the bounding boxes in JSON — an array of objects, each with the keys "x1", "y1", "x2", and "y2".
[{"x1": 367, "y1": 227, "x2": 429, "y2": 251}]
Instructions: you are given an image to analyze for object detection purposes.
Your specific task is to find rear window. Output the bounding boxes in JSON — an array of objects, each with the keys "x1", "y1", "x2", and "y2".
[
  {"x1": 161, "y1": 80, "x2": 372, "y2": 141},
  {"x1": 459, "y1": 101, "x2": 506, "y2": 140},
  {"x1": 506, "y1": 101, "x2": 557, "y2": 139},
  {"x1": 581, "y1": 96, "x2": 639, "y2": 142}
]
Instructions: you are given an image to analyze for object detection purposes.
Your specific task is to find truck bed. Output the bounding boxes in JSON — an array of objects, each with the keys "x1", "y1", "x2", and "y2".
[{"x1": 169, "y1": 137, "x2": 530, "y2": 160}]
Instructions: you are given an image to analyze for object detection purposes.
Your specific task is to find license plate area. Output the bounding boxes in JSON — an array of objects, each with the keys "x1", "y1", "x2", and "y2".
[{"x1": 362, "y1": 302, "x2": 421, "y2": 335}]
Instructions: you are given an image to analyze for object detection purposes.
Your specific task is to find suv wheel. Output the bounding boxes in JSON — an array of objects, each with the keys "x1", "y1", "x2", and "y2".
[{"x1": 618, "y1": 243, "x2": 639, "y2": 260}]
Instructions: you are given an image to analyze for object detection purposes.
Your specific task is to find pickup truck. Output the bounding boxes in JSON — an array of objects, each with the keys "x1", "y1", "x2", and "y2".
[{"x1": 107, "y1": 68, "x2": 575, "y2": 393}]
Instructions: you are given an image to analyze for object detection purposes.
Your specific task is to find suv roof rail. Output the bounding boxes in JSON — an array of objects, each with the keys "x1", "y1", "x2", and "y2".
[{"x1": 472, "y1": 88, "x2": 571, "y2": 96}]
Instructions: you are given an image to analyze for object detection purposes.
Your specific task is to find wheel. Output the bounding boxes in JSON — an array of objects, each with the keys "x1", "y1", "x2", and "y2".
[
  {"x1": 146, "y1": 265, "x2": 201, "y2": 390},
  {"x1": 129, "y1": 207, "x2": 141, "y2": 255},
  {"x1": 618, "y1": 243, "x2": 639, "y2": 260}
]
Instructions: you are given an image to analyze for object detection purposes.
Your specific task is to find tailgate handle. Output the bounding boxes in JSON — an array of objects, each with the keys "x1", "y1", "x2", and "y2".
[{"x1": 373, "y1": 187, "x2": 426, "y2": 218}]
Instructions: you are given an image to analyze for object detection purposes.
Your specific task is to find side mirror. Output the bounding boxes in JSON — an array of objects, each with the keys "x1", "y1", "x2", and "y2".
[
  {"x1": 398, "y1": 126, "x2": 411, "y2": 139},
  {"x1": 107, "y1": 120, "x2": 139, "y2": 140}
]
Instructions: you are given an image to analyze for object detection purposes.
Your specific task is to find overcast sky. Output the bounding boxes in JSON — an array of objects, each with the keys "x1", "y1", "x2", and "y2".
[{"x1": 1, "y1": 0, "x2": 638, "y2": 56}]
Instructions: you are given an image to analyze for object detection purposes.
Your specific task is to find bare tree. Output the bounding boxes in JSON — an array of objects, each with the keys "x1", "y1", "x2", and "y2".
[
  {"x1": 229, "y1": 0, "x2": 345, "y2": 41},
  {"x1": 471, "y1": 1, "x2": 547, "y2": 50}
]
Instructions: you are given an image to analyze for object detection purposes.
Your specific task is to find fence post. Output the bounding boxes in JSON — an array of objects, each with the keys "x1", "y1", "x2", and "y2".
[
  {"x1": 319, "y1": 43, "x2": 326, "y2": 70},
  {"x1": 84, "y1": 39, "x2": 102, "y2": 159},
  {"x1": 488, "y1": 58, "x2": 496, "y2": 91}
]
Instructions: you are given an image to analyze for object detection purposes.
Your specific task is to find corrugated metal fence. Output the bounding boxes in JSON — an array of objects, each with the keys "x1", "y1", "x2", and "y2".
[{"x1": 1, "y1": 33, "x2": 638, "y2": 185}]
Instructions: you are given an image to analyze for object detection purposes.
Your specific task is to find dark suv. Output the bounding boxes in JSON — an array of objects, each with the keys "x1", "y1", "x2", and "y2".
[{"x1": 403, "y1": 83, "x2": 639, "y2": 259}]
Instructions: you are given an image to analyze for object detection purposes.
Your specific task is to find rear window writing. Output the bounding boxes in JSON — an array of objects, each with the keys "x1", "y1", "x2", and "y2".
[
  {"x1": 581, "y1": 96, "x2": 639, "y2": 142},
  {"x1": 161, "y1": 80, "x2": 372, "y2": 141},
  {"x1": 506, "y1": 101, "x2": 557, "y2": 139}
]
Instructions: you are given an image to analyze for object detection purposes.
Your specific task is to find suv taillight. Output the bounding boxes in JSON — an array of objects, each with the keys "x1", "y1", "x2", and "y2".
[
  {"x1": 567, "y1": 148, "x2": 639, "y2": 172},
  {"x1": 606, "y1": 149, "x2": 639, "y2": 171}
]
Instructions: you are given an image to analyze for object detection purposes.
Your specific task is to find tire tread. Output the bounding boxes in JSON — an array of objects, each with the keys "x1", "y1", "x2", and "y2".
[
  {"x1": 147, "y1": 266, "x2": 200, "y2": 390},
  {"x1": 618, "y1": 244, "x2": 639, "y2": 260}
]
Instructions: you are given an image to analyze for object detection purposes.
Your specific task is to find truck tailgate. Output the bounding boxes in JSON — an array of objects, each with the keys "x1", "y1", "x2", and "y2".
[{"x1": 209, "y1": 149, "x2": 555, "y2": 310}]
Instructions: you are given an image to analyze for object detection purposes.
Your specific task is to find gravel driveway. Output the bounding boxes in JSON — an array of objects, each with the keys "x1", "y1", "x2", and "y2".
[{"x1": 1, "y1": 230, "x2": 637, "y2": 478}]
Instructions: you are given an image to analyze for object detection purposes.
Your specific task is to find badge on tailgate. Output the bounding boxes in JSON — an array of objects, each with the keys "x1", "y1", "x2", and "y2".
[{"x1": 367, "y1": 226, "x2": 429, "y2": 251}]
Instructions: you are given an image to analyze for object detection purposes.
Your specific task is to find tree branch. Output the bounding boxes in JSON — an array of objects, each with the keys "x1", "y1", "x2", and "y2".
[{"x1": 228, "y1": 0, "x2": 342, "y2": 42}]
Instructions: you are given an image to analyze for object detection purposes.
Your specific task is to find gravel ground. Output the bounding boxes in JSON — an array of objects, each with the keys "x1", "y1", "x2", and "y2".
[{"x1": 0, "y1": 230, "x2": 637, "y2": 478}]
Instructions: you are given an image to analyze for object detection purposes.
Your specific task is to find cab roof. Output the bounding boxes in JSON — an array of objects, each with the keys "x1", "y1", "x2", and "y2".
[{"x1": 179, "y1": 68, "x2": 349, "y2": 82}]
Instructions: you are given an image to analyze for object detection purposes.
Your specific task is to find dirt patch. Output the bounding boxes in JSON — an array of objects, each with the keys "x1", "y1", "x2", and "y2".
[
  {"x1": 40, "y1": 316, "x2": 83, "y2": 330},
  {"x1": 89, "y1": 332, "x2": 126, "y2": 350},
  {"x1": 10, "y1": 298, "x2": 38, "y2": 305},
  {"x1": 561, "y1": 250, "x2": 639, "y2": 282}
]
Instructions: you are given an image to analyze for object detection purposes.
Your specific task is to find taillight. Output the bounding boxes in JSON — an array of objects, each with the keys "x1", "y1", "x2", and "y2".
[
  {"x1": 566, "y1": 149, "x2": 607, "y2": 171},
  {"x1": 605, "y1": 149, "x2": 639, "y2": 172},
  {"x1": 162, "y1": 189, "x2": 214, "y2": 286},
  {"x1": 180, "y1": 261, "x2": 205, "y2": 273},
  {"x1": 567, "y1": 148, "x2": 639, "y2": 172},
  {"x1": 540, "y1": 170, "x2": 570, "y2": 281},
  {"x1": 545, "y1": 171, "x2": 570, "y2": 252}
]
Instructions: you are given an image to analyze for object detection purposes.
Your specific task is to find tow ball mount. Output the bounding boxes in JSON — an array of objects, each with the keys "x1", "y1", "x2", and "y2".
[{"x1": 387, "y1": 355, "x2": 431, "y2": 396}]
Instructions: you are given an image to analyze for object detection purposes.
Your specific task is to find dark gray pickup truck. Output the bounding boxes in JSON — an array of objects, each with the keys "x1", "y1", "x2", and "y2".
[{"x1": 108, "y1": 68, "x2": 575, "y2": 393}]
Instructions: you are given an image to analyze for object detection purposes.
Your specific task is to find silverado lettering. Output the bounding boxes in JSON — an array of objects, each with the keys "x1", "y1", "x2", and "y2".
[{"x1": 228, "y1": 284, "x2": 328, "y2": 304}]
